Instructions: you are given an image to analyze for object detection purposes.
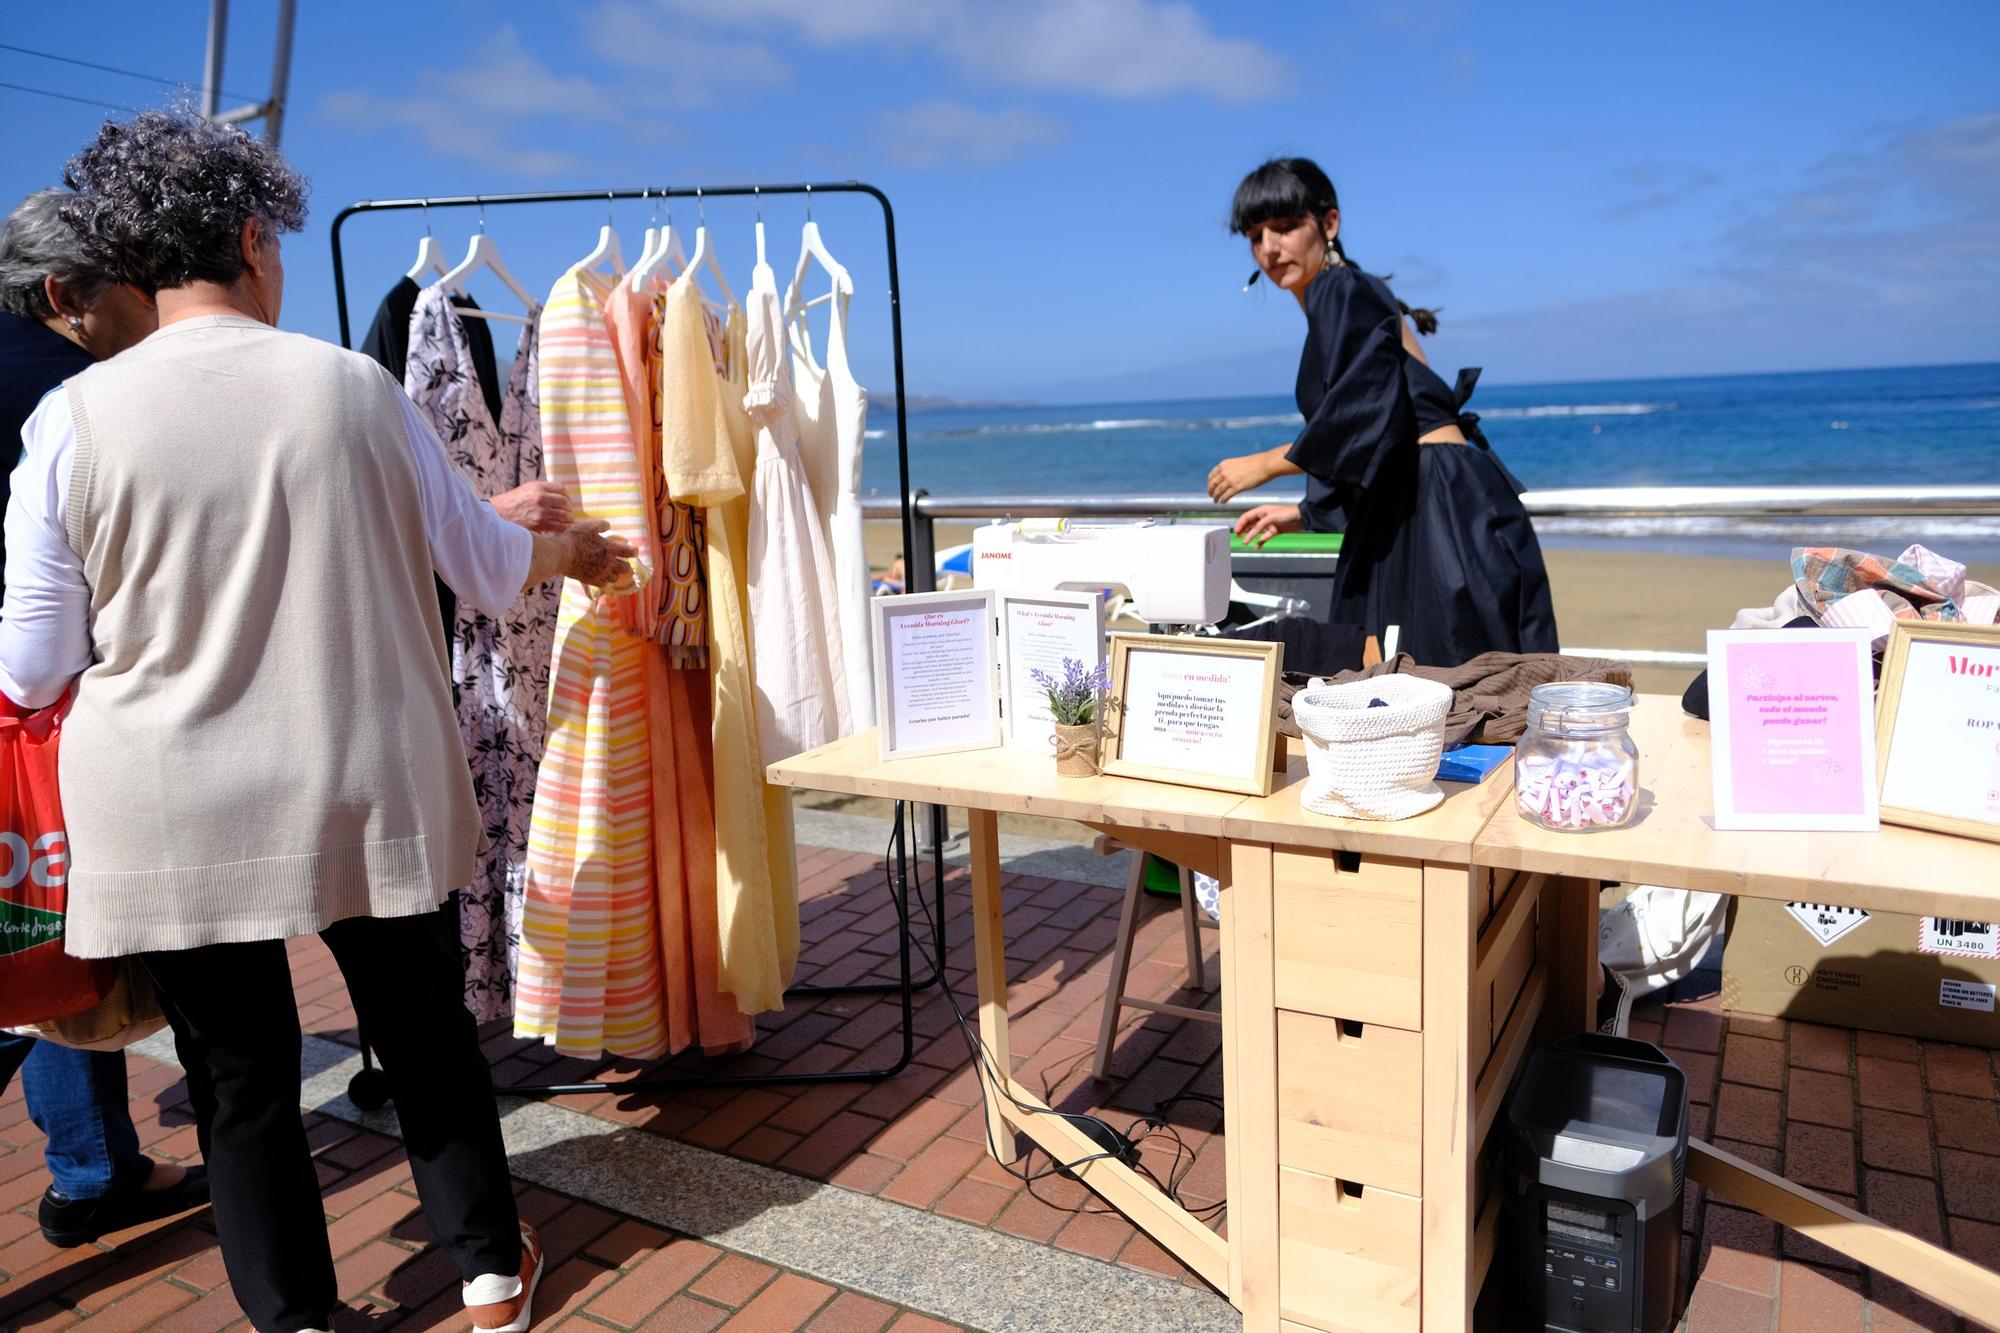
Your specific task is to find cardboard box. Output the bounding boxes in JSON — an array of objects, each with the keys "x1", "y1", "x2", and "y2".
[{"x1": 1721, "y1": 897, "x2": 2000, "y2": 1049}]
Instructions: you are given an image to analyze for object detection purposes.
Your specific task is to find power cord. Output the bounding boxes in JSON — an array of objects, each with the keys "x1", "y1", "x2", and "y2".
[{"x1": 880, "y1": 810, "x2": 1228, "y2": 1224}]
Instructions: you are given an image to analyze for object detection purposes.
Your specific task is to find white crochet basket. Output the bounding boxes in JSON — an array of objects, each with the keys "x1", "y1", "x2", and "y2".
[{"x1": 1292, "y1": 674, "x2": 1454, "y2": 821}]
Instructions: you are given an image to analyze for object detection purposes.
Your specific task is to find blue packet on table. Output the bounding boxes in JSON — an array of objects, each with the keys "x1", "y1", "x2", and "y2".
[{"x1": 1437, "y1": 742, "x2": 1511, "y2": 784}]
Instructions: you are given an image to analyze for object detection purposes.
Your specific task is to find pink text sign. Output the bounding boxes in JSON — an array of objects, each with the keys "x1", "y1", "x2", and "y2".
[{"x1": 1707, "y1": 628, "x2": 1879, "y2": 831}]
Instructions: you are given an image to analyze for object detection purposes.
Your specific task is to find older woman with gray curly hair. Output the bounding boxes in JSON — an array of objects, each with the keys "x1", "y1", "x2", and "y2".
[{"x1": 0, "y1": 110, "x2": 620, "y2": 1333}]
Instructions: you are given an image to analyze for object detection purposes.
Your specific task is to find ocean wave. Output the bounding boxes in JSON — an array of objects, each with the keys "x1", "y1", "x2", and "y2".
[
  {"x1": 1478, "y1": 402, "x2": 1673, "y2": 420},
  {"x1": 923, "y1": 413, "x2": 1300, "y2": 438},
  {"x1": 1538, "y1": 515, "x2": 2000, "y2": 546}
]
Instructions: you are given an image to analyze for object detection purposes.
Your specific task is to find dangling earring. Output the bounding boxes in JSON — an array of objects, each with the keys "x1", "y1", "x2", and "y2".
[{"x1": 1323, "y1": 239, "x2": 1341, "y2": 267}]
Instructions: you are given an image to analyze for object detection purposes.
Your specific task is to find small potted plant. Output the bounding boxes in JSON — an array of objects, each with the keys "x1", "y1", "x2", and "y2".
[{"x1": 1031, "y1": 657, "x2": 1110, "y2": 776}]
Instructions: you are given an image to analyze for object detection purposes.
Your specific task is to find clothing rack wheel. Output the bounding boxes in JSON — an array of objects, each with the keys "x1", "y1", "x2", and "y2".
[{"x1": 333, "y1": 181, "x2": 929, "y2": 1106}]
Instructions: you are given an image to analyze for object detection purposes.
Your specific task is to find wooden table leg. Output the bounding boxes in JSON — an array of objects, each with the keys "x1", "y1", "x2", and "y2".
[
  {"x1": 1544, "y1": 874, "x2": 1600, "y2": 1040},
  {"x1": 966, "y1": 807, "x2": 1018, "y2": 1164},
  {"x1": 1422, "y1": 862, "x2": 1479, "y2": 1333},
  {"x1": 1222, "y1": 839, "x2": 1280, "y2": 1329}
]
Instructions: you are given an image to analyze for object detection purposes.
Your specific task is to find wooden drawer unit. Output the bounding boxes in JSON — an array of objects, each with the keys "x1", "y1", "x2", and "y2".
[
  {"x1": 1277, "y1": 1009, "x2": 1422, "y2": 1194},
  {"x1": 1272, "y1": 847, "x2": 1423, "y2": 1029},
  {"x1": 1473, "y1": 870, "x2": 1543, "y2": 1076},
  {"x1": 1278, "y1": 1166, "x2": 1422, "y2": 1333}
]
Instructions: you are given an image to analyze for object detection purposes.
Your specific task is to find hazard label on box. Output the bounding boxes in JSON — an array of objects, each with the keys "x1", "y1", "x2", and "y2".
[{"x1": 1785, "y1": 902, "x2": 1869, "y2": 947}]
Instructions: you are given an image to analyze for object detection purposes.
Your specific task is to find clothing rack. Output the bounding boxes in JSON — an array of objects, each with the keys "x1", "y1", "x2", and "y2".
[{"x1": 328, "y1": 183, "x2": 950, "y2": 1105}]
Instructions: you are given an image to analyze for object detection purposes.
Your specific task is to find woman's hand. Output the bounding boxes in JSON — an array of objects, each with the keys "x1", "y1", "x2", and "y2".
[
  {"x1": 563, "y1": 520, "x2": 638, "y2": 590},
  {"x1": 492, "y1": 481, "x2": 573, "y2": 534},
  {"x1": 1208, "y1": 451, "x2": 1275, "y2": 502},
  {"x1": 1233, "y1": 503, "x2": 1303, "y2": 547}
]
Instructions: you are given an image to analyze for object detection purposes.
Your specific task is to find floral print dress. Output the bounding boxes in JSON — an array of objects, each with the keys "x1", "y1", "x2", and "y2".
[{"x1": 406, "y1": 286, "x2": 558, "y2": 1021}]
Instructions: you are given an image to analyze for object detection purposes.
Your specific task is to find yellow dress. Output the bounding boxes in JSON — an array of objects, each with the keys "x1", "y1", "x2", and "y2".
[
  {"x1": 659, "y1": 272, "x2": 799, "y2": 1014},
  {"x1": 516, "y1": 266, "x2": 667, "y2": 1058}
]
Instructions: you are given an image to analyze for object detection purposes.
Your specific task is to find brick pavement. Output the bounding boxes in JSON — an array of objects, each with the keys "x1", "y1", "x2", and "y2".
[{"x1": 3, "y1": 842, "x2": 1997, "y2": 1330}]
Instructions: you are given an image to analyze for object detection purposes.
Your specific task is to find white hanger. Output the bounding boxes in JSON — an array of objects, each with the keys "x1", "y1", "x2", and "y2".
[
  {"x1": 681, "y1": 189, "x2": 736, "y2": 309},
  {"x1": 576, "y1": 192, "x2": 625, "y2": 275},
  {"x1": 784, "y1": 189, "x2": 852, "y2": 318},
  {"x1": 439, "y1": 205, "x2": 535, "y2": 324},
  {"x1": 632, "y1": 190, "x2": 679, "y2": 287},
  {"x1": 407, "y1": 202, "x2": 448, "y2": 282}
]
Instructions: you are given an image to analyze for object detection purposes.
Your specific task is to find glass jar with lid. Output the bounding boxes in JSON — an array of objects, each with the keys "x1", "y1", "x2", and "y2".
[{"x1": 1515, "y1": 682, "x2": 1639, "y2": 831}]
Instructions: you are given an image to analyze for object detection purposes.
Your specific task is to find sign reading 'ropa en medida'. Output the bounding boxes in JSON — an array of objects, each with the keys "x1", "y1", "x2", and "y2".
[{"x1": 1706, "y1": 627, "x2": 1879, "y2": 831}]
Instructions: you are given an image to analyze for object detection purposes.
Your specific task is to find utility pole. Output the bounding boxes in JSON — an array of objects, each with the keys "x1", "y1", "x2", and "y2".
[{"x1": 202, "y1": 0, "x2": 298, "y2": 147}]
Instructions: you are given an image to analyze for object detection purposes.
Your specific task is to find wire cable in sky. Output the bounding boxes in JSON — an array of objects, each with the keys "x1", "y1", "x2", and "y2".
[
  {"x1": 0, "y1": 40, "x2": 253, "y2": 103},
  {"x1": 0, "y1": 78, "x2": 136, "y2": 114}
]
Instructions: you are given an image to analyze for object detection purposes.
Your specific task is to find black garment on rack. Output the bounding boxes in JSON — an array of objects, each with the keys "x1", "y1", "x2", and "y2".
[
  {"x1": 1287, "y1": 264, "x2": 1558, "y2": 667},
  {"x1": 358, "y1": 276, "x2": 506, "y2": 642},
  {"x1": 0, "y1": 313, "x2": 92, "y2": 588}
]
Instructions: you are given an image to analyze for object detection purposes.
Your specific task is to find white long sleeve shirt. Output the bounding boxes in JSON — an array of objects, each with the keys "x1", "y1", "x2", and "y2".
[{"x1": 0, "y1": 383, "x2": 532, "y2": 709}]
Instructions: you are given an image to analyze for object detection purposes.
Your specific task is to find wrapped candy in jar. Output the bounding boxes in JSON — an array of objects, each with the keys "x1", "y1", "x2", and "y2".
[{"x1": 1514, "y1": 682, "x2": 1639, "y2": 831}]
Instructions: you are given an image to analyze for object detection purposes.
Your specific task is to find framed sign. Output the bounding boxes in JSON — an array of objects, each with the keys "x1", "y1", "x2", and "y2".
[
  {"x1": 872, "y1": 590, "x2": 1001, "y2": 762},
  {"x1": 1875, "y1": 620, "x2": 2000, "y2": 843},
  {"x1": 997, "y1": 590, "x2": 1106, "y2": 751},
  {"x1": 1706, "y1": 627, "x2": 1879, "y2": 831},
  {"x1": 1101, "y1": 634, "x2": 1282, "y2": 796}
]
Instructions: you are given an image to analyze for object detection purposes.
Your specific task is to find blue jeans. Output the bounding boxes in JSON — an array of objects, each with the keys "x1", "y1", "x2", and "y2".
[{"x1": 0, "y1": 1034, "x2": 148, "y2": 1200}]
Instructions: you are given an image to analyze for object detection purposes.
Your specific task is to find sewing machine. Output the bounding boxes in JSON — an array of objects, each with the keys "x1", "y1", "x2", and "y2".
[{"x1": 970, "y1": 519, "x2": 1232, "y2": 626}]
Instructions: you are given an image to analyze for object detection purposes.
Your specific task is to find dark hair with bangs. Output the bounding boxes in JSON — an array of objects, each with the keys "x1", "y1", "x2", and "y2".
[{"x1": 1230, "y1": 156, "x2": 1439, "y2": 334}]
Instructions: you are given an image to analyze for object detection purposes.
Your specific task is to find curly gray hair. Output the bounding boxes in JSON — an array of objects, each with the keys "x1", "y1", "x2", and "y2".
[
  {"x1": 0, "y1": 189, "x2": 110, "y2": 321},
  {"x1": 62, "y1": 108, "x2": 308, "y2": 295}
]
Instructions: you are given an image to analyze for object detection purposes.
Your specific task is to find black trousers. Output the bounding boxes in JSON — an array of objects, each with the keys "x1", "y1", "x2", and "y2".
[{"x1": 142, "y1": 908, "x2": 521, "y2": 1333}]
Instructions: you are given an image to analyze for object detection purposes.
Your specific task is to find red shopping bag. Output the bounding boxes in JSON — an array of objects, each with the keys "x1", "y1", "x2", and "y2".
[{"x1": 0, "y1": 694, "x2": 112, "y2": 1027}]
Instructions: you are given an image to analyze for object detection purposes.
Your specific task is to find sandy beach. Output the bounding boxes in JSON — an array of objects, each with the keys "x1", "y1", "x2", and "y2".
[
  {"x1": 861, "y1": 518, "x2": 1997, "y2": 694},
  {"x1": 822, "y1": 519, "x2": 1998, "y2": 840}
]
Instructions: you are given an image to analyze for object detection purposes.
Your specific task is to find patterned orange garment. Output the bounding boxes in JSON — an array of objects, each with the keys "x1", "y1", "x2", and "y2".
[{"x1": 604, "y1": 272, "x2": 753, "y2": 1055}]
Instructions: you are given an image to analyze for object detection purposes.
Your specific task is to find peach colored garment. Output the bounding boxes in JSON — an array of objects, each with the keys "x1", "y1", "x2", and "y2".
[
  {"x1": 605, "y1": 275, "x2": 752, "y2": 1054},
  {"x1": 661, "y1": 273, "x2": 799, "y2": 1013}
]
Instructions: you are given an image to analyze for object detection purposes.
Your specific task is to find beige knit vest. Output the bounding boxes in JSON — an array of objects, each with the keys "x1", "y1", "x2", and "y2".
[{"x1": 59, "y1": 315, "x2": 480, "y2": 956}]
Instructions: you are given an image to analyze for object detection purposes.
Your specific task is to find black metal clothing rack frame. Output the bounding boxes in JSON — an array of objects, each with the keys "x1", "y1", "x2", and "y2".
[{"x1": 327, "y1": 183, "x2": 949, "y2": 1105}]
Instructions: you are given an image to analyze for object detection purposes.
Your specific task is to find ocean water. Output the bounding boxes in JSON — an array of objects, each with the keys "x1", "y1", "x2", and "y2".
[{"x1": 859, "y1": 362, "x2": 2000, "y2": 561}]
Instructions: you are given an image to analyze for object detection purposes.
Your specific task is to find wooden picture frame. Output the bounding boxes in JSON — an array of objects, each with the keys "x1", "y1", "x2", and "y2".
[
  {"x1": 871, "y1": 589, "x2": 1002, "y2": 762},
  {"x1": 1101, "y1": 633, "x2": 1283, "y2": 797},
  {"x1": 996, "y1": 589, "x2": 1106, "y2": 751},
  {"x1": 1875, "y1": 620, "x2": 2000, "y2": 844}
]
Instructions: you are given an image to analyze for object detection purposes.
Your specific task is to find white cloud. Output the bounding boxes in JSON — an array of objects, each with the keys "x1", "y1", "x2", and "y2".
[
  {"x1": 878, "y1": 100, "x2": 1066, "y2": 168},
  {"x1": 646, "y1": 0, "x2": 1287, "y2": 101},
  {"x1": 321, "y1": 30, "x2": 637, "y2": 175},
  {"x1": 582, "y1": 1, "x2": 792, "y2": 105},
  {"x1": 319, "y1": 89, "x2": 585, "y2": 176},
  {"x1": 1438, "y1": 111, "x2": 2000, "y2": 381}
]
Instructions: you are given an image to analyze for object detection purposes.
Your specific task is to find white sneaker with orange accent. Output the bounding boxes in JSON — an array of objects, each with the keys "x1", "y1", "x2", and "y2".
[{"x1": 465, "y1": 1220, "x2": 544, "y2": 1333}]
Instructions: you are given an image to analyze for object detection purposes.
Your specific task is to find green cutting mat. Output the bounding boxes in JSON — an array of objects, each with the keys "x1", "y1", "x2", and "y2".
[{"x1": 1228, "y1": 532, "x2": 1343, "y2": 554}]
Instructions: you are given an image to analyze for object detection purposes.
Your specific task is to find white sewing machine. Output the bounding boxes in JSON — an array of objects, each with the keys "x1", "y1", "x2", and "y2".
[{"x1": 970, "y1": 519, "x2": 1232, "y2": 626}]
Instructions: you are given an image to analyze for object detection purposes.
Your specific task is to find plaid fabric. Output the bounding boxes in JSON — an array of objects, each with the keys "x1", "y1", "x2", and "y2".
[{"x1": 1791, "y1": 547, "x2": 1963, "y2": 623}]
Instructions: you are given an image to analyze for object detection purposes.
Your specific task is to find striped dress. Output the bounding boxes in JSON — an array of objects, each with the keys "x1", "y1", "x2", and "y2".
[{"x1": 515, "y1": 266, "x2": 667, "y2": 1058}]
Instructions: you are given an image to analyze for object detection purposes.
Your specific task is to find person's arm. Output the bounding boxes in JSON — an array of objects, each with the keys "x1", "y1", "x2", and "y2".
[
  {"x1": 1231, "y1": 502, "x2": 1304, "y2": 546},
  {"x1": 1285, "y1": 274, "x2": 1416, "y2": 496},
  {"x1": 1207, "y1": 445, "x2": 1303, "y2": 502},
  {"x1": 396, "y1": 394, "x2": 630, "y2": 610},
  {"x1": 0, "y1": 388, "x2": 91, "y2": 709}
]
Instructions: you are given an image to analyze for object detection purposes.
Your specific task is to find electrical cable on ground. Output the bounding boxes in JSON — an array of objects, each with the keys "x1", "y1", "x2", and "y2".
[{"x1": 881, "y1": 817, "x2": 1227, "y2": 1226}]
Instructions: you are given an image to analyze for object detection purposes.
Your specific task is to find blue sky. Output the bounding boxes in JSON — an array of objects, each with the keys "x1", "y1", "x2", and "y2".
[{"x1": 3, "y1": 1, "x2": 1996, "y2": 403}]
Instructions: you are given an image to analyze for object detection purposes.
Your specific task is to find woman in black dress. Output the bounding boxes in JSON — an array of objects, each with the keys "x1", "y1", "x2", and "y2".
[{"x1": 1208, "y1": 157, "x2": 1558, "y2": 667}]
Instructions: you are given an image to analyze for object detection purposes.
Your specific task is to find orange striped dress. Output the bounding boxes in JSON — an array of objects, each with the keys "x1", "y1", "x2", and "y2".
[{"x1": 515, "y1": 266, "x2": 667, "y2": 1059}]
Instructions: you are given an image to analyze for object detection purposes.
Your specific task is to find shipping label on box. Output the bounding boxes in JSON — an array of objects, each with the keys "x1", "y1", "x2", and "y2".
[
  {"x1": 1723, "y1": 898, "x2": 2000, "y2": 1049},
  {"x1": 1920, "y1": 918, "x2": 2000, "y2": 961}
]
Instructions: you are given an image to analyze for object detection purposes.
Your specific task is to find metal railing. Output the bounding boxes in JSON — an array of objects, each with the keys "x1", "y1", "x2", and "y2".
[{"x1": 859, "y1": 486, "x2": 2000, "y2": 669}]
